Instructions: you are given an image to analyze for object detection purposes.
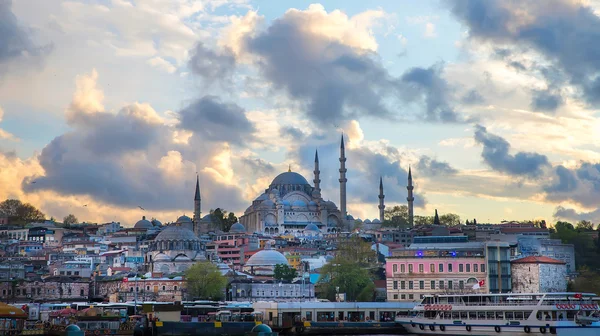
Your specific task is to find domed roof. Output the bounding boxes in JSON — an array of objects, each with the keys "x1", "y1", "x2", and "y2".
[
  {"x1": 176, "y1": 215, "x2": 192, "y2": 223},
  {"x1": 202, "y1": 214, "x2": 214, "y2": 221},
  {"x1": 230, "y1": 222, "x2": 246, "y2": 233},
  {"x1": 261, "y1": 199, "x2": 275, "y2": 208},
  {"x1": 292, "y1": 200, "x2": 307, "y2": 209},
  {"x1": 372, "y1": 219, "x2": 381, "y2": 224},
  {"x1": 134, "y1": 216, "x2": 153, "y2": 229},
  {"x1": 65, "y1": 325, "x2": 82, "y2": 332},
  {"x1": 364, "y1": 219, "x2": 371, "y2": 224},
  {"x1": 151, "y1": 219, "x2": 162, "y2": 227},
  {"x1": 174, "y1": 254, "x2": 191, "y2": 261},
  {"x1": 154, "y1": 253, "x2": 171, "y2": 261},
  {"x1": 155, "y1": 225, "x2": 200, "y2": 242},
  {"x1": 246, "y1": 249, "x2": 289, "y2": 267},
  {"x1": 252, "y1": 325, "x2": 272, "y2": 333},
  {"x1": 270, "y1": 172, "x2": 310, "y2": 186},
  {"x1": 304, "y1": 223, "x2": 319, "y2": 232}
]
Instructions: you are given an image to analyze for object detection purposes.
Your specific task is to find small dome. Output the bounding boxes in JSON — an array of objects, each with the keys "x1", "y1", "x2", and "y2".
[
  {"x1": 65, "y1": 325, "x2": 82, "y2": 332},
  {"x1": 304, "y1": 223, "x2": 319, "y2": 232},
  {"x1": 292, "y1": 200, "x2": 307, "y2": 209},
  {"x1": 308, "y1": 201, "x2": 318, "y2": 210},
  {"x1": 364, "y1": 219, "x2": 371, "y2": 224},
  {"x1": 325, "y1": 200, "x2": 336, "y2": 209},
  {"x1": 230, "y1": 222, "x2": 246, "y2": 233},
  {"x1": 151, "y1": 219, "x2": 162, "y2": 227},
  {"x1": 270, "y1": 172, "x2": 310, "y2": 186},
  {"x1": 134, "y1": 216, "x2": 153, "y2": 229},
  {"x1": 155, "y1": 225, "x2": 200, "y2": 242},
  {"x1": 174, "y1": 254, "x2": 191, "y2": 261},
  {"x1": 153, "y1": 253, "x2": 171, "y2": 261},
  {"x1": 202, "y1": 214, "x2": 214, "y2": 222},
  {"x1": 176, "y1": 215, "x2": 192, "y2": 223},
  {"x1": 246, "y1": 249, "x2": 289, "y2": 267},
  {"x1": 282, "y1": 200, "x2": 291, "y2": 210},
  {"x1": 261, "y1": 199, "x2": 275, "y2": 208},
  {"x1": 346, "y1": 214, "x2": 354, "y2": 220},
  {"x1": 356, "y1": 218, "x2": 363, "y2": 222},
  {"x1": 252, "y1": 325, "x2": 272, "y2": 333},
  {"x1": 372, "y1": 219, "x2": 381, "y2": 224}
]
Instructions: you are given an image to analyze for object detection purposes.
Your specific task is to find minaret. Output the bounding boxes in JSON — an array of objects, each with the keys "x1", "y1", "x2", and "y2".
[
  {"x1": 378, "y1": 177, "x2": 385, "y2": 222},
  {"x1": 193, "y1": 175, "x2": 201, "y2": 225},
  {"x1": 434, "y1": 209, "x2": 440, "y2": 225},
  {"x1": 407, "y1": 166, "x2": 414, "y2": 227},
  {"x1": 313, "y1": 149, "x2": 321, "y2": 193},
  {"x1": 339, "y1": 134, "x2": 347, "y2": 219}
]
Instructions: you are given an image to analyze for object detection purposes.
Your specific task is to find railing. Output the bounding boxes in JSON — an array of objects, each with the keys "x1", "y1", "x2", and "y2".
[{"x1": 418, "y1": 300, "x2": 598, "y2": 307}]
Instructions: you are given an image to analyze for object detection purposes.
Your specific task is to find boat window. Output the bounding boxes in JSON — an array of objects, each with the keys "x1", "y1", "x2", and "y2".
[
  {"x1": 444, "y1": 312, "x2": 451, "y2": 319},
  {"x1": 515, "y1": 312, "x2": 524, "y2": 320},
  {"x1": 495, "y1": 312, "x2": 503, "y2": 320},
  {"x1": 448, "y1": 297, "x2": 454, "y2": 304},
  {"x1": 566, "y1": 311, "x2": 576, "y2": 320},
  {"x1": 505, "y1": 311, "x2": 514, "y2": 320},
  {"x1": 477, "y1": 312, "x2": 485, "y2": 320},
  {"x1": 460, "y1": 312, "x2": 467, "y2": 320},
  {"x1": 524, "y1": 311, "x2": 531, "y2": 319},
  {"x1": 317, "y1": 312, "x2": 334, "y2": 322},
  {"x1": 486, "y1": 312, "x2": 494, "y2": 319},
  {"x1": 306, "y1": 312, "x2": 312, "y2": 321},
  {"x1": 469, "y1": 312, "x2": 476, "y2": 320},
  {"x1": 452, "y1": 312, "x2": 459, "y2": 319}
]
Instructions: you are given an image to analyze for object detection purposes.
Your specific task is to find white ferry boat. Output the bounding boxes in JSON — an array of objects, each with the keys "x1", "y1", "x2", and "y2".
[{"x1": 395, "y1": 292, "x2": 600, "y2": 336}]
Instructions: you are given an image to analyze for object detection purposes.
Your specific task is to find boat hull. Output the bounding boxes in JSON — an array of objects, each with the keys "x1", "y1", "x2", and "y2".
[{"x1": 399, "y1": 321, "x2": 600, "y2": 336}]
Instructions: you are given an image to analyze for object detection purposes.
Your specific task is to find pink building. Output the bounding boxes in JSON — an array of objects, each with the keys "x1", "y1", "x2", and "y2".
[{"x1": 386, "y1": 242, "x2": 487, "y2": 301}]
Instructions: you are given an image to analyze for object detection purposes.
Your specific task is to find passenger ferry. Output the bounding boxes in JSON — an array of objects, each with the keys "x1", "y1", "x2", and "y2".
[{"x1": 395, "y1": 293, "x2": 600, "y2": 336}]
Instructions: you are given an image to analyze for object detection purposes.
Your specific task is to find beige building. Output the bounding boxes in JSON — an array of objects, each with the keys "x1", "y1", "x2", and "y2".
[{"x1": 511, "y1": 256, "x2": 567, "y2": 293}]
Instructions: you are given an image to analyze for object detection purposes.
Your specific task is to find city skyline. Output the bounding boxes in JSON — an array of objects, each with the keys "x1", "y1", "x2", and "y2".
[{"x1": 1, "y1": 0, "x2": 599, "y2": 226}]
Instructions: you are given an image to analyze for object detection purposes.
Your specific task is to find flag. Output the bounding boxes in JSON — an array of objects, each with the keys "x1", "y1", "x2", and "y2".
[
  {"x1": 574, "y1": 293, "x2": 582, "y2": 299},
  {"x1": 472, "y1": 283, "x2": 480, "y2": 290},
  {"x1": 478, "y1": 279, "x2": 485, "y2": 287},
  {"x1": 122, "y1": 277, "x2": 129, "y2": 283}
]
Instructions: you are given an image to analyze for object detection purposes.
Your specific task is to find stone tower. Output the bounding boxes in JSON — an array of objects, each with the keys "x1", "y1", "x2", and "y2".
[
  {"x1": 378, "y1": 176, "x2": 385, "y2": 222},
  {"x1": 339, "y1": 134, "x2": 347, "y2": 220},
  {"x1": 407, "y1": 166, "x2": 414, "y2": 227}
]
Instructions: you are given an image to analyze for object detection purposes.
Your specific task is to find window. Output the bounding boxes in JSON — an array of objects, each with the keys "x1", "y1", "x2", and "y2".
[
  {"x1": 480, "y1": 264, "x2": 486, "y2": 272},
  {"x1": 393, "y1": 281, "x2": 398, "y2": 290},
  {"x1": 400, "y1": 264, "x2": 405, "y2": 273},
  {"x1": 448, "y1": 264, "x2": 453, "y2": 272},
  {"x1": 74, "y1": 271, "x2": 80, "y2": 276},
  {"x1": 408, "y1": 264, "x2": 413, "y2": 273},
  {"x1": 409, "y1": 281, "x2": 413, "y2": 290},
  {"x1": 430, "y1": 281, "x2": 435, "y2": 289},
  {"x1": 408, "y1": 294, "x2": 414, "y2": 300},
  {"x1": 474, "y1": 264, "x2": 478, "y2": 272},
  {"x1": 419, "y1": 281, "x2": 424, "y2": 289},
  {"x1": 146, "y1": 286, "x2": 150, "y2": 291},
  {"x1": 174, "y1": 286, "x2": 178, "y2": 291},
  {"x1": 393, "y1": 264, "x2": 398, "y2": 273},
  {"x1": 162, "y1": 286, "x2": 166, "y2": 290},
  {"x1": 419, "y1": 264, "x2": 424, "y2": 273},
  {"x1": 439, "y1": 281, "x2": 444, "y2": 289},
  {"x1": 439, "y1": 263, "x2": 443, "y2": 272},
  {"x1": 401, "y1": 294, "x2": 406, "y2": 300},
  {"x1": 466, "y1": 264, "x2": 471, "y2": 272},
  {"x1": 448, "y1": 280, "x2": 453, "y2": 289},
  {"x1": 401, "y1": 281, "x2": 406, "y2": 289},
  {"x1": 393, "y1": 294, "x2": 398, "y2": 300},
  {"x1": 459, "y1": 264, "x2": 464, "y2": 272},
  {"x1": 430, "y1": 264, "x2": 435, "y2": 273},
  {"x1": 459, "y1": 281, "x2": 464, "y2": 289}
]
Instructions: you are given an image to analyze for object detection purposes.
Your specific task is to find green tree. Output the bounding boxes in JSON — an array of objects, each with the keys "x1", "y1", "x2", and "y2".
[
  {"x1": 0, "y1": 199, "x2": 45, "y2": 225},
  {"x1": 184, "y1": 262, "x2": 227, "y2": 300},
  {"x1": 273, "y1": 264, "x2": 298, "y2": 282},
  {"x1": 209, "y1": 208, "x2": 238, "y2": 232},
  {"x1": 576, "y1": 220, "x2": 594, "y2": 231},
  {"x1": 63, "y1": 214, "x2": 78, "y2": 225},
  {"x1": 413, "y1": 215, "x2": 433, "y2": 226},
  {"x1": 317, "y1": 236, "x2": 377, "y2": 301},
  {"x1": 382, "y1": 205, "x2": 409, "y2": 228},
  {"x1": 439, "y1": 213, "x2": 461, "y2": 226}
]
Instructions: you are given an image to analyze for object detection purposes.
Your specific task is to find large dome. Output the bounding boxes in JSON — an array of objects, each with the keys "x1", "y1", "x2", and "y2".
[
  {"x1": 246, "y1": 249, "x2": 289, "y2": 267},
  {"x1": 155, "y1": 225, "x2": 200, "y2": 242},
  {"x1": 176, "y1": 215, "x2": 192, "y2": 223},
  {"x1": 230, "y1": 222, "x2": 246, "y2": 233},
  {"x1": 134, "y1": 216, "x2": 153, "y2": 229},
  {"x1": 270, "y1": 172, "x2": 310, "y2": 186},
  {"x1": 304, "y1": 223, "x2": 320, "y2": 232}
]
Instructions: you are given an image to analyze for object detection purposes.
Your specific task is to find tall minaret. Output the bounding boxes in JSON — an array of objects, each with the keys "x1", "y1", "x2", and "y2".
[
  {"x1": 339, "y1": 134, "x2": 347, "y2": 219},
  {"x1": 378, "y1": 176, "x2": 385, "y2": 222},
  {"x1": 193, "y1": 175, "x2": 201, "y2": 225},
  {"x1": 407, "y1": 166, "x2": 414, "y2": 227},
  {"x1": 313, "y1": 149, "x2": 321, "y2": 196}
]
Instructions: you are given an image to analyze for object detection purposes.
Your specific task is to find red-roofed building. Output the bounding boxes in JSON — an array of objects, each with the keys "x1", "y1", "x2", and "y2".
[{"x1": 511, "y1": 256, "x2": 567, "y2": 293}]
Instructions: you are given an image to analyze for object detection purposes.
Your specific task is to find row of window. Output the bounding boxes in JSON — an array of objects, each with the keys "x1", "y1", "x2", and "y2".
[
  {"x1": 423, "y1": 311, "x2": 532, "y2": 320},
  {"x1": 392, "y1": 263, "x2": 486, "y2": 274},
  {"x1": 392, "y1": 280, "x2": 468, "y2": 291},
  {"x1": 129, "y1": 285, "x2": 179, "y2": 292},
  {"x1": 2, "y1": 288, "x2": 86, "y2": 296},
  {"x1": 235, "y1": 290, "x2": 309, "y2": 297}
]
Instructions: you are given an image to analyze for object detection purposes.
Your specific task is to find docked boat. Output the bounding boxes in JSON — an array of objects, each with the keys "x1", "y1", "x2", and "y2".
[{"x1": 395, "y1": 292, "x2": 600, "y2": 336}]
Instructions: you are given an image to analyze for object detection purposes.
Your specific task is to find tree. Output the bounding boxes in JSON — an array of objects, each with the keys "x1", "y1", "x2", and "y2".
[
  {"x1": 209, "y1": 208, "x2": 238, "y2": 232},
  {"x1": 413, "y1": 215, "x2": 433, "y2": 226},
  {"x1": 576, "y1": 220, "x2": 594, "y2": 231},
  {"x1": 0, "y1": 199, "x2": 45, "y2": 225},
  {"x1": 184, "y1": 262, "x2": 227, "y2": 300},
  {"x1": 273, "y1": 264, "x2": 298, "y2": 282},
  {"x1": 439, "y1": 213, "x2": 461, "y2": 226},
  {"x1": 63, "y1": 214, "x2": 78, "y2": 225},
  {"x1": 382, "y1": 205, "x2": 409, "y2": 227}
]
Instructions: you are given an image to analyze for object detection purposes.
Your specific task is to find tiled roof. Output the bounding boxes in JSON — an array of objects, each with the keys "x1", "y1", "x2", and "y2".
[{"x1": 511, "y1": 256, "x2": 565, "y2": 264}]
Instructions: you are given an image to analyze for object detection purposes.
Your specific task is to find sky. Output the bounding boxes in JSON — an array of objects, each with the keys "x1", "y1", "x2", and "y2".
[{"x1": 1, "y1": 0, "x2": 600, "y2": 226}]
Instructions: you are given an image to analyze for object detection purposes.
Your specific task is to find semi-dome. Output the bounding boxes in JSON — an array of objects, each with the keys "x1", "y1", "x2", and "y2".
[
  {"x1": 230, "y1": 222, "x2": 246, "y2": 233},
  {"x1": 308, "y1": 201, "x2": 318, "y2": 210},
  {"x1": 154, "y1": 253, "x2": 171, "y2": 261},
  {"x1": 292, "y1": 200, "x2": 307, "y2": 209},
  {"x1": 270, "y1": 172, "x2": 310, "y2": 186},
  {"x1": 261, "y1": 199, "x2": 275, "y2": 208},
  {"x1": 134, "y1": 216, "x2": 153, "y2": 229},
  {"x1": 304, "y1": 223, "x2": 319, "y2": 232},
  {"x1": 246, "y1": 249, "x2": 289, "y2": 267},
  {"x1": 173, "y1": 254, "x2": 191, "y2": 261},
  {"x1": 155, "y1": 225, "x2": 200, "y2": 242},
  {"x1": 176, "y1": 215, "x2": 192, "y2": 223},
  {"x1": 282, "y1": 200, "x2": 291, "y2": 210}
]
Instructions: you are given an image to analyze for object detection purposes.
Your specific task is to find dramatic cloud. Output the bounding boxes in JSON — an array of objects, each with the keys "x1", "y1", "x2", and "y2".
[
  {"x1": 178, "y1": 95, "x2": 256, "y2": 146},
  {"x1": 545, "y1": 162, "x2": 600, "y2": 208},
  {"x1": 447, "y1": 0, "x2": 600, "y2": 106},
  {"x1": 188, "y1": 42, "x2": 236, "y2": 85},
  {"x1": 0, "y1": 0, "x2": 52, "y2": 76},
  {"x1": 554, "y1": 206, "x2": 600, "y2": 224},
  {"x1": 0, "y1": 105, "x2": 17, "y2": 141},
  {"x1": 474, "y1": 125, "x2": 550, "y2": 177},
  {"x1": 417, "y1": 156, "x2": 457, "y2": 176},
  {"x1": 531, "y1": 89, "x2": 563, "y2": 113}
]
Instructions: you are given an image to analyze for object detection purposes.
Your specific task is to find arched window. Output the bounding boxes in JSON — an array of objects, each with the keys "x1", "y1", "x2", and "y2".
[{"x1": 174, "y1": 286, "x2": 178, "y2": 291}]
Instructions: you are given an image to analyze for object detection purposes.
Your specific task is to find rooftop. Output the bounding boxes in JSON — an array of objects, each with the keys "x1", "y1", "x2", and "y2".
[{"x1": 511, "y1": 256, "x2": 566, "y2": 265}]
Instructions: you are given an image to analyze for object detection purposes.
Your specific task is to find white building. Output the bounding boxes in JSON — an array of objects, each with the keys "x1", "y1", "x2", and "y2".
[{"x1": 511, "y1": 256, "x2": 567, "y2": 293}]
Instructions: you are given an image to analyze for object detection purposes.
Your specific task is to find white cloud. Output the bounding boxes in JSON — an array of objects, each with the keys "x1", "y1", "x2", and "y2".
[
  {"x1": 0, "y1": 106, "x2": 18, "y2": 141},
  {"x1": 424, "y1": 22, "x2": 437, "y2": 38},
  {"x1": 147, "y1": 56, "x2": 177, "y2": 73}
]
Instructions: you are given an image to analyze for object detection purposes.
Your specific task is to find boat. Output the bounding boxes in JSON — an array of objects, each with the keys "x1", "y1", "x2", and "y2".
[
  {"x1": 395, "y1": 292, "x2": 600, "y2": 335},
  {"x1": 0, "y1": 303, "x2": 27, "y2": 335}
]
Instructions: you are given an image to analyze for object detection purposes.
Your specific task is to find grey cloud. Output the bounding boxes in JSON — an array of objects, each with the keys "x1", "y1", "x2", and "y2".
[
  {"x1": 417, "y1": 156, "x2": 458, "y2": 176},
  {"x1": 461, "y1": 89, "x2": 485, "y2": 105},
  {"x1": 237, "y1": 157, "x2": 276, "y2": 177},
  {"x1": 279, "y1": 126, "x2": 306, "y2": 142},
  {"x1": 0, "y1": 0, "x2": 52, "y2": 76},
  {"x1": 447, "y1": 0, "x2": 600, "y2": 107},
  {"x1": 188, "y1": 42, "x2": 235, "y2": 86},
  {"x1": 474, "y1": 125, "x2": 549, "y2": 177},
  {"x1": 545, "y1": 165, "x2": 578, "y2": 193},
  {"x1": 544, "y1": 163, "x2": 600, "y2": 208},
  {"x1": 508, "y1": 61, "x2": 527, "y2": 72},
  {"x1": 531, "y1": 89, "x2": 562, "y2": 113},
  {"x1": 553, "y1": 206, "x2": 600, "y2": 223},
  {"x1": 178, "y1": 95, "x2": 256, "y2": 145}
]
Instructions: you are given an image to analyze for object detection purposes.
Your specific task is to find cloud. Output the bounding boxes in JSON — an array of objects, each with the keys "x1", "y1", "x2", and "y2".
[
  {"x1": 0, "y1": 105, "x2": 17, "y2": 141},
  {"x1": 446, "y1": 0, "x2": 600, "y2": 107},
  {"x1": 424, "y1": 22, "x2": 437, "y2": 38},
  {"x1": 417, "y1": 156, "x2": 458, "y2": 176},
  {"x1": 553, "y1": 205, "x2": 600, "y2": 223},
  {"x1": 178, "y1": 95, "x2": 256, "y2": 146},
  {"x1": 147, "y1": 56, "x2": 177, "y2": 74},
  {"x1": 531, "y1": 89, "x2": 563, "y2": 113},
  {"x1": 473, "y1": 125, "x2": 550, "y2": 177},
  {"x1": 545, "y1": 162, "x2": 600, "y2": 207},
  {"x1": 188, "y1": 42, "x2": 235, "y2": 85},
  {"x1": 0, "y1": 0, "x2": 52, "y2": 77}
]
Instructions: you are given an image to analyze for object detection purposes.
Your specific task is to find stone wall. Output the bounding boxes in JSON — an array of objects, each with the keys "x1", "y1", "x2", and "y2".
[{"x1": 511, "y1": 262, "x2": 567, "y2": 293}]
